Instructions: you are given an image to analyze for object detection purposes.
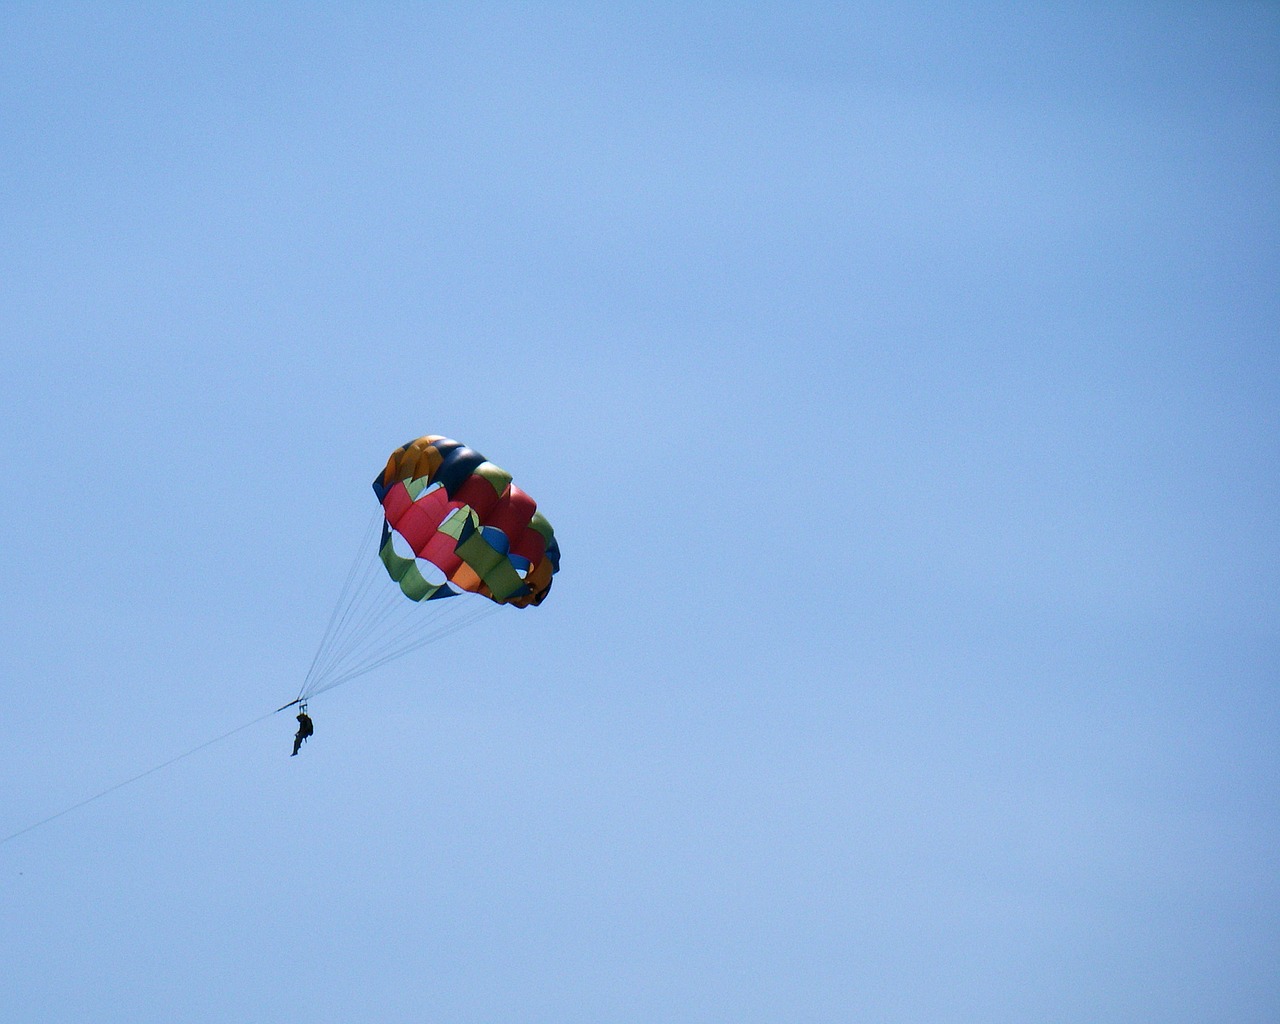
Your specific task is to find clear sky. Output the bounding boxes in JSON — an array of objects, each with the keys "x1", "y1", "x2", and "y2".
[{"x1": 2, "y1": 4, "x2": 1277, "y2": 1022}]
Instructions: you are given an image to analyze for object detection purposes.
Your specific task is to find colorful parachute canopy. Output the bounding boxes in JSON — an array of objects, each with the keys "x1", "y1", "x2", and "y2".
[{"x1": 372, "y1": 436, "x2": 560, "y2": 607}]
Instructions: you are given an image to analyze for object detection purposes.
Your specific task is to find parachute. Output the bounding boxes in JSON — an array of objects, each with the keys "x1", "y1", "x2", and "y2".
[
  {"x1": 373, "y1": 435, "x2": 560, "y2": 607},
  {"x1": 295, "y1": 436, "x2": 561, "y2": 703}
]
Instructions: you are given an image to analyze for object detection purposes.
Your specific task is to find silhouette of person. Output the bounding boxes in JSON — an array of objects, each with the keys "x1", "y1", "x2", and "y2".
[{"x1": 292, "y1": 710, "x2": 314, "y2": 756}]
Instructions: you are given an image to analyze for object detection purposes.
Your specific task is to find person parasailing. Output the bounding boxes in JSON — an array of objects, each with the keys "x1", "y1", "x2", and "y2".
[{"x1": 291, "y1": 705, "x2": 314, "y2": 756}]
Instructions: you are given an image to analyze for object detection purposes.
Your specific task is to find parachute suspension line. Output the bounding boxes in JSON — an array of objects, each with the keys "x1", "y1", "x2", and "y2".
[
  {"x1": 299, "y1": 515, "x2": 377, "y2": 696},
  {"x1": 302, "y1": 515, "x2": 415, "y2": 696},
  {"x1": 302, "y1": 600, "x2": 499, "y2": 701},
  {"x1": 305, "y1": 568, "x2": 379, "y2": 690},
  {"x1": 309, "y1": 597, "x2": 490, "y2": 696},
  {"x1": 338, "y1": 601, "x2": 497, "y2": 683},
  {"x1": 328, "y1": 583, "x2": 461, "y2": 670},
  {"x1": 299, "y1": 517, "x2": 378, "y2": 701},
  {"x1": 312, "y1": 562, "x2": 403, "y2": 678},
  {"x1": 300, "y1": 592, "x2": 485, "y2": 702},
  {"x1": 298, "y1": 512, "x2": 384, "y2": 702},
  {"x1": 304, "y1": 567, "x2": 406, "y2": 695},
  {"x1": 296, "y1": 513, "x2": 501, "y2": 705},
  {"x1": 309, "y1": 596, "x2": 414, "y2": 690}
]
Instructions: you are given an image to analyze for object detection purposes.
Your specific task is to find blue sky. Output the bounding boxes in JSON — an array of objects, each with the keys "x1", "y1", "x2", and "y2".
[{"x1": 2, "y1": 4, "x2": 1277, "y2": 1021}]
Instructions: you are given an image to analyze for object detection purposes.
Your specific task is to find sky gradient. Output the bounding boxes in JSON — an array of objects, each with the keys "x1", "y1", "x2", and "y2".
[{"x1": 2, "y1": 4, "x2": 1277, "y2": 1022}]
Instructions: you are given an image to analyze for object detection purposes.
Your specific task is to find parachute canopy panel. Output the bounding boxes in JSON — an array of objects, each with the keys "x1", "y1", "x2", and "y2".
[{"x1": 374, "y1": 436, "x2": 561, "y2": 607}]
